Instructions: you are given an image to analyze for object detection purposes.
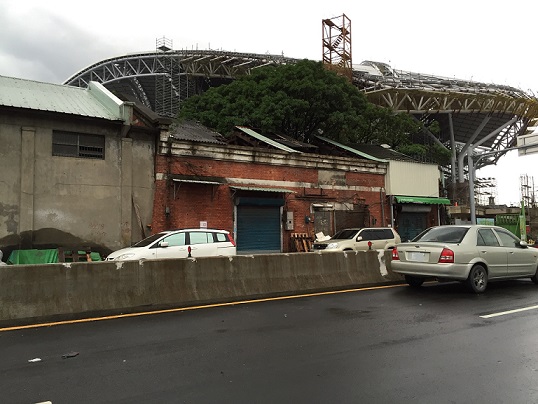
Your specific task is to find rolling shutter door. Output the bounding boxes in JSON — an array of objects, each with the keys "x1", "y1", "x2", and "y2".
[
  {"x1": 237, "y1": 205, "x2": 281, "y2": 253},
  {"x1": 398, "y1": 212, "x2": 428, "y2": 242}
]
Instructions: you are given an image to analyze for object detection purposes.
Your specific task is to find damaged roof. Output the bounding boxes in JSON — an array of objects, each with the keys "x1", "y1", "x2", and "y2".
[
  {"x1": 171, "y1": 120, "x2": 226, "y2": 144},
  {"x1": 314, "y1": 135, "x2": 388, "y2": 162},
  {"x1": 255, "y1": 131, "x2": 317, "y2": 152},
  {"x1": 232, "y1": 126, "x2": 302, "y2": 153},
  {"x1": 116, "y1": 92, "x2": 173, "y2": 125},
  {"x1": 346, "y1": 143, "x2": 420, "y2": 163},
  {"x1": 314, "y1": 136, "x2": 424, "y2": 163}
]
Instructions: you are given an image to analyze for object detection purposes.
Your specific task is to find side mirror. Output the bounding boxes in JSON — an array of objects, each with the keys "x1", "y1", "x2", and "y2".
[
  {"x1": 519, "y1": 240, "x2": 528, "y2": 248},
  {"x1": 159, "y1": 241, "x2": 169, "y2": 248},
  {"x1": 356, "y1": 236, "x2": 363, "y2": 242}
]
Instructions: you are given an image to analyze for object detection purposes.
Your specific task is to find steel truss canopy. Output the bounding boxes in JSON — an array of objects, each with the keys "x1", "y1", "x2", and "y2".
[
  {"x1": 64, "y1": 50, "x2": 299, "y2": 85},
  {"x1": 353, "y1": 60, "x2": 538, "y2": 172},
  {"x1": 64, "y1": 50, "x2": 538, "y2": 174},
  {"x1": 64, "y1": 50, "x2": 299, "y2": 117}
]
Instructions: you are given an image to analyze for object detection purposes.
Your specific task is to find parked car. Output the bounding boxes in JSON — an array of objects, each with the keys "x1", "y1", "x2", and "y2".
[
  {"x1": 106, "y1": 229, "x2": 236, "y2": 261},
  {"x1": 391, "y1": 225, "x2": 538, "y2": 293},
  {"x1": 311, "y1": 227, "x2": 401, "y2": 252}
]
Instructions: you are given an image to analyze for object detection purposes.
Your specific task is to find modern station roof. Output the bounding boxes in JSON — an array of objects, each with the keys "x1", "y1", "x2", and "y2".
[{"x1": 63, "y1": 50, "x2": 538, "y2": 168}]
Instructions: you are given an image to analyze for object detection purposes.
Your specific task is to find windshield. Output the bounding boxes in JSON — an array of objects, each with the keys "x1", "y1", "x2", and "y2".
[
  {"x1": 412, "y1": 226, "x2": 469, "y2": 243},
  {"x1": 132, "y1": 232, "x2": 168, "y2": 247},
  {"x1": 331, "y1": 229, "x2": 360, "y2": 240}
]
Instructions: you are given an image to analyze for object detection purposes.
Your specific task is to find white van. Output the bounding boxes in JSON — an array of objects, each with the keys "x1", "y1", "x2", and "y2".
[{"x1": 106, "y1": 229, "x2": 236, "y2": 261}]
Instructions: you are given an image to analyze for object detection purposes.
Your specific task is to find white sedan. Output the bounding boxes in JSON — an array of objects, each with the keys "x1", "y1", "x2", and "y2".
[{"x1": 391, "y1": 225, "x2": 538, "y2": 293}]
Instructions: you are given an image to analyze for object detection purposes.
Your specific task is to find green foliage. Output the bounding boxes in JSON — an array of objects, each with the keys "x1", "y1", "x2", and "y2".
[
  {"x1": 356, "y1": 105, "x2": 421, "y2": 147},
  {"x1": 397, "y1": 144, "x2": 428, "y2": 157},
  {"x1": 403, "y1": 119, "x2": 451, "y2": 165},
  {"x1": 396, "y1": 143, "x2": 452, "y2": 166},
  {"x1": 427, "y1": 120, "x2": 441, "y2": 135},
  {"x1": 178, "y1": 60, "x2": 419, "y2": 146},
  {"x1": 430, "y1": 144, "x2": 452, "y2": 165}
]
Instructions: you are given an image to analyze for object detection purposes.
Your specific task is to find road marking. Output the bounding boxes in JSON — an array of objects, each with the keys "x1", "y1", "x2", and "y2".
[
  {"x1": 0, "y1": 283, "x2": 405, "y2": 332},
  {"x1": 480, "y1": 305, "x2": 538, "y2": 319}
]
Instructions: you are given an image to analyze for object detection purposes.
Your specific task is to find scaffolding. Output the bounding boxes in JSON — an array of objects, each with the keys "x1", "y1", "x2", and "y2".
[
  {"x1": 475, "y1": 177, "x2": 498, "y2": 206},
  {"x1": 322, "y1": 14, "x2": 352, "y2": 82},
  {"x1": 520, "y1": 174, "x2": 537, "y2": 208},
  {"x1": 154, "y1": 37, "x2": 196, "y2": 118}
]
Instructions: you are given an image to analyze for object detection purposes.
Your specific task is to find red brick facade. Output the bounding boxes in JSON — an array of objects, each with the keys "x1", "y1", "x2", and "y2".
[{"x1": 151, "y1": 146, "x2": 391, "y2": 253}]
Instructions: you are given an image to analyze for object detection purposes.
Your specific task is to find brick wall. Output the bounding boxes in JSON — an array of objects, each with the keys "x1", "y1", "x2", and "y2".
[{"x1": 152, "y1": 152, "x2": 389, "y2": 252}]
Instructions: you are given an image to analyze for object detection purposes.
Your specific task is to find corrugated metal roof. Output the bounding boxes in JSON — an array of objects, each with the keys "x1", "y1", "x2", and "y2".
[
  {"x1": 171, "y1": 120, "x2": 226, "y2": 144},
  {"x1": 229, "y1": 186, "x2": 295, "y2": 193},
  {"x1": 348, "y1": 144, "x2": 419, "y2": 163},
  {"x1": 0, "y1": 76, "x2": 122, "y2": 120},
  {"x1": 171, "y1": 174, "x2": 225, "y2": 184},
  {"x1": 173, "y1": 178, "x2": 222, "y2": 185},
  {"x1": 315, "y1": 135, "x2": 388, "y2": 162},
  {"x1": 236, "y1": 126, "x2": 302, "y2": 153},
  {"x1": 263, "y1": 131, "x2": 318, "y2": 151}
]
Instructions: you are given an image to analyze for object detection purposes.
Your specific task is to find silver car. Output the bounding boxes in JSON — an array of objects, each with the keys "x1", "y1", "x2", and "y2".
[{"x1": 391, "y1": 225, "x2": 538, "y2": 293}]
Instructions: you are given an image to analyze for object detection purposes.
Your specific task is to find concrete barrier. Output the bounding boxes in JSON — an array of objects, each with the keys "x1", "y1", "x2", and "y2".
[{"x1": 0, "y1": 250, "x2": 403, "y2": 325}]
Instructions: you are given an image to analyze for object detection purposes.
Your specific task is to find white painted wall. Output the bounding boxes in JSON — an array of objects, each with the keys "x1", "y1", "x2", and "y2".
[{"x1": 386, "y1": 161, "x2": 440, "y2": 197}]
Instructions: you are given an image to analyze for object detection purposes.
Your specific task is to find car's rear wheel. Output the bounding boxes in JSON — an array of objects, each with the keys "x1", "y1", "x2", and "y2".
[
  {"x1": 405, "y1": 275, "x2": 425, "y2": 288},
  {"x1": 531, "y1": 267, "x2": 538, "y2": 284},
  {"x1": 466, "y1": 264, "x2": 488, "y2": 293}
]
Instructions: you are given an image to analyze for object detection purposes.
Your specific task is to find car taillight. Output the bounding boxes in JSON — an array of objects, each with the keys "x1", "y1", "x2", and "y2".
[
  {"x1": 227, "y1": 234, "x2": 236, "y2": 247},
  {"x1": 438, "y1": 248, "x2": 454, "y2": 263},
  {"x1": 391, "y1": 247, "x2": 400, "y2": 260}
]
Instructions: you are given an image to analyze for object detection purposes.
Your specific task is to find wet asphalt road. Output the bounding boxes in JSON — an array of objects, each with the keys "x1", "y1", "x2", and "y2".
[{"x1": 2, "y1": 280, "x2": 538, "y2": 404}]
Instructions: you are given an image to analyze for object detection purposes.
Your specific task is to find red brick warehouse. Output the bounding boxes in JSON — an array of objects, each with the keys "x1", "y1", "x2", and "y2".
[{"x1": 151, "y1": 123, "x2": 390, "y2": 254}]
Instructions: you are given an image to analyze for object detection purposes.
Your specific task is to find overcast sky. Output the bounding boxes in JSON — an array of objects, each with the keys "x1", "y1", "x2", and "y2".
[{"x1": 1, "y1": 0, "x2": 536, "y2": 205}]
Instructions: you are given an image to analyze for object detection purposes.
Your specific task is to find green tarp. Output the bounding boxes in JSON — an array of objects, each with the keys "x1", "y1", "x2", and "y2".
[{"x1": 7, "y1": 249, "x2": 101, "y2": 265}]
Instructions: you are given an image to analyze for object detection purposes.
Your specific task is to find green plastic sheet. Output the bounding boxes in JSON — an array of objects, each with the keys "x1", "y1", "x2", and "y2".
[{"x1": 7, "y1": 249, "x2": 101, "y2": 265}]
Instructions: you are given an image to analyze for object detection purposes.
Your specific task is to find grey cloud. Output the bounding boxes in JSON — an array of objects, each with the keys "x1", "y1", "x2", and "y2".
[{"x1": 0, "y1": 5, "x2": 125, "y2": 83}]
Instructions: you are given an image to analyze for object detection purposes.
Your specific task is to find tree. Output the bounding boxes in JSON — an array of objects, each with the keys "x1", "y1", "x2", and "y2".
[
  {"x1": 396, "y1": 120, "x2": 452, "y2": 166},
  {"x1": 178, "y1": 59, "x2": 420, "y2": 146},
  {"x1": 356, "y1": 104, "x2": 421, "y2": 147}
]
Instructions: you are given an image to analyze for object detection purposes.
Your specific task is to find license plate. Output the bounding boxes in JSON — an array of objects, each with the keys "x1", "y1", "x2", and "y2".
[{"x1": 407, "y1": 251, "x2": 428, "y2": 262}]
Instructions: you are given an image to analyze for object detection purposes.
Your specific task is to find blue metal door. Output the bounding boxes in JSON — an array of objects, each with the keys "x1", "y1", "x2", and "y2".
[{"x1": 237, "y1": 205, "x2": 281, "y2": 254}]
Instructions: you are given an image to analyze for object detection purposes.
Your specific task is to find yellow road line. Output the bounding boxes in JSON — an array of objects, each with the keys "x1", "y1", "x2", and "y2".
[{"x1": 0, "y1": 283, "x2": 405, "y2": 332}]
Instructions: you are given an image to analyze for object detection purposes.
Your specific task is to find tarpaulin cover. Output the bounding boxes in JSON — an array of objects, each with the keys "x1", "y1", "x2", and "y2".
[{"x1": 7, "y1": 249, "x2": 101, "y2": 265}]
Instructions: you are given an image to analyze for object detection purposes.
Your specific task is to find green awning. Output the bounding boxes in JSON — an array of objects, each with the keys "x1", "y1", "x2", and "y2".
[{"x1": 394, "y1": 195, "x2": 451, "y2": 205}]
